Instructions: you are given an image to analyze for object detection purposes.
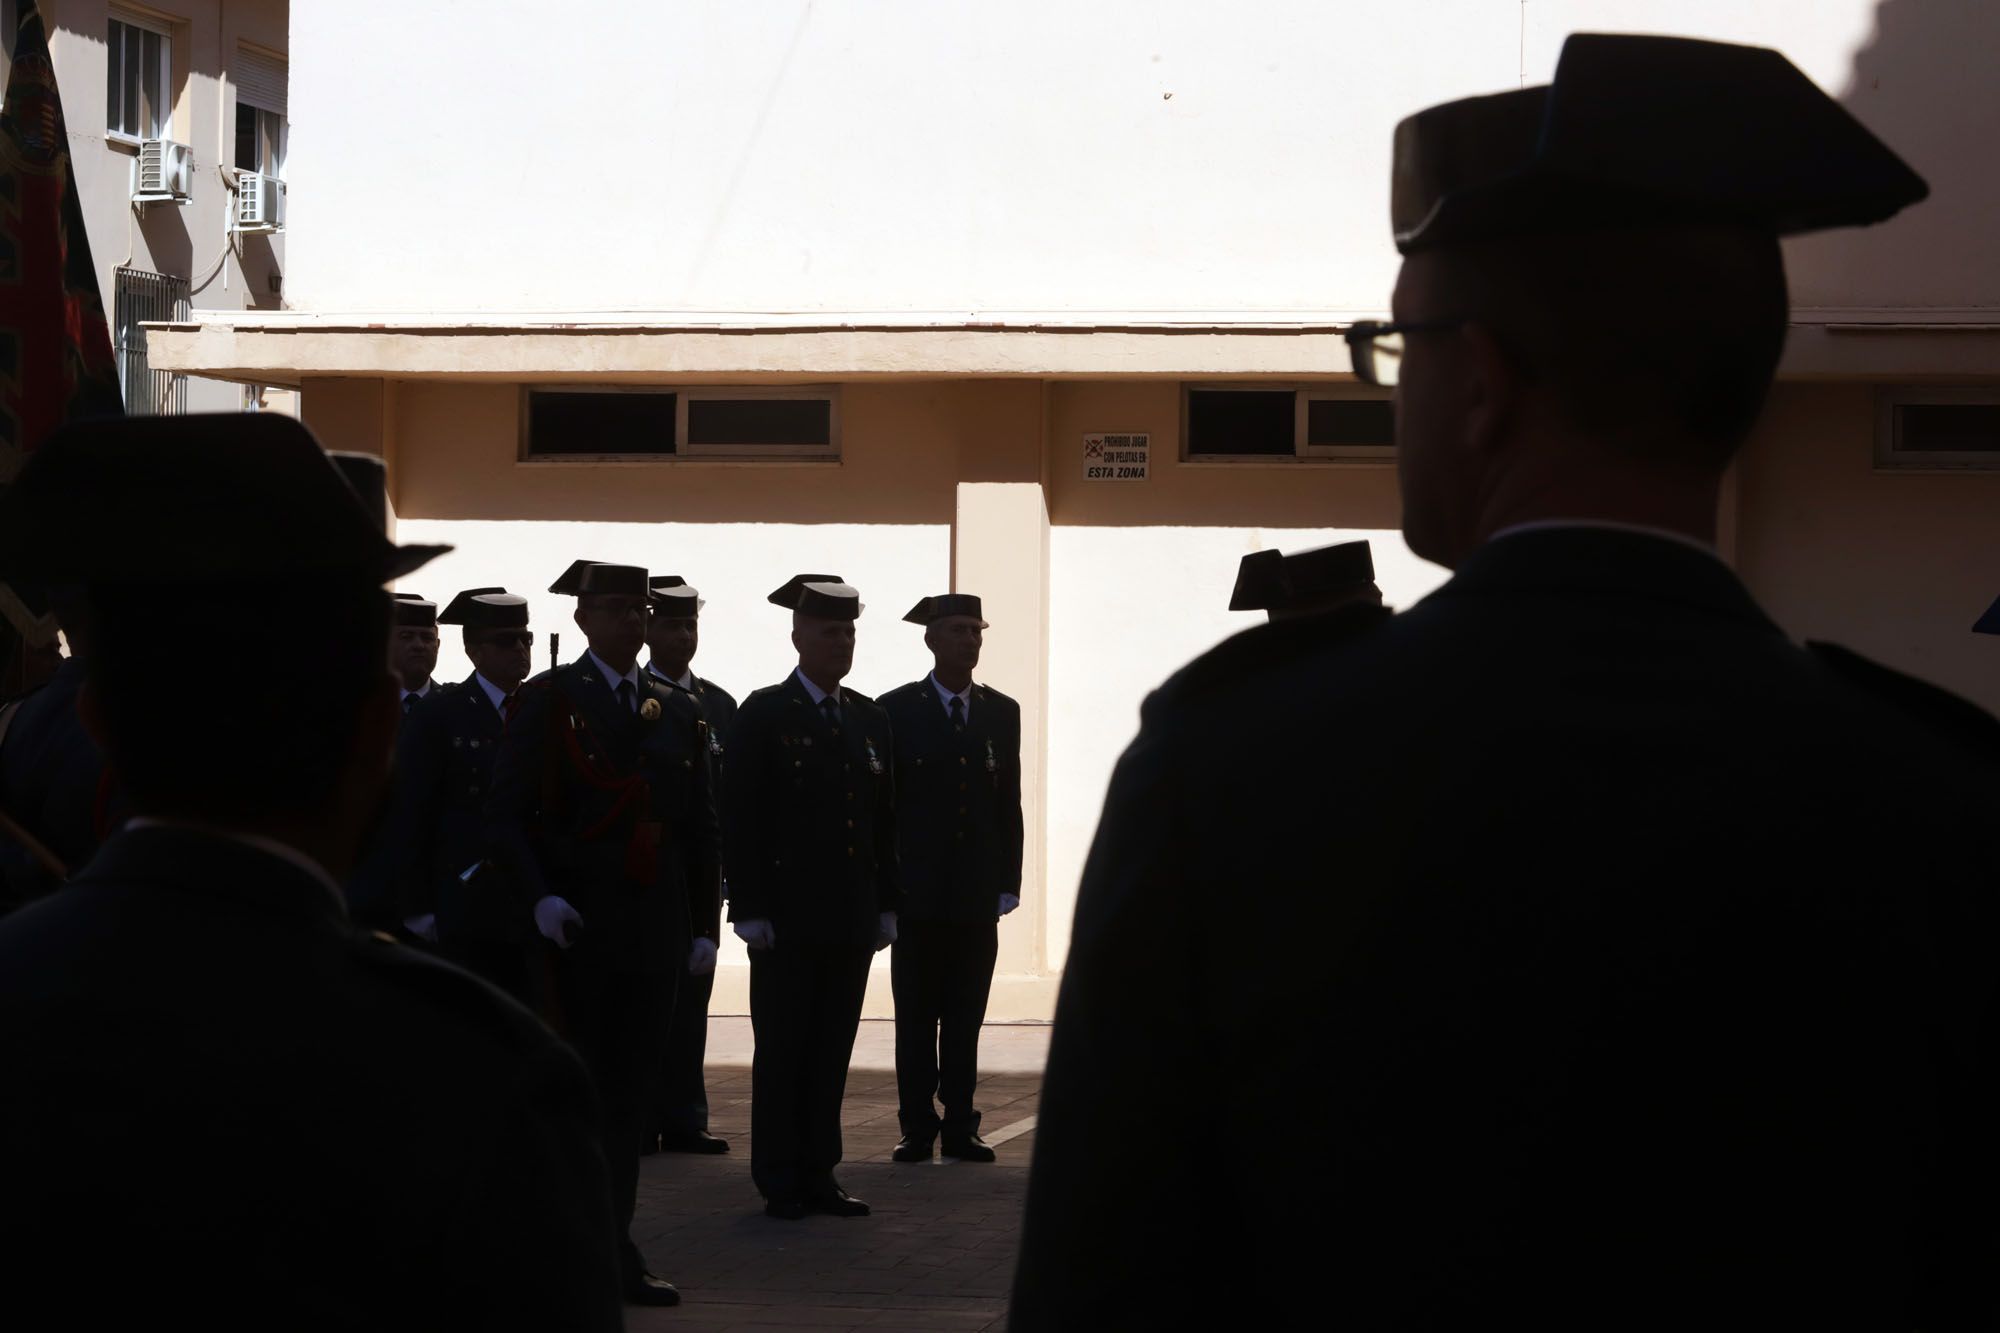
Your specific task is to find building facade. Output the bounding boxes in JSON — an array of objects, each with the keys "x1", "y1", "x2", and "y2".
[{"x1": 142, "y1": 0, "x2": 2000, "y2": 1019}]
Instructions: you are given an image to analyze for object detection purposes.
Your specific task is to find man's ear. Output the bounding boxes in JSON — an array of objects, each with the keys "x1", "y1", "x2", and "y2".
[
  {"x1": 1460, "y1": 321, "x2": 1522, "y2": 459},
  {"x1": 572, "y1": 605, "x2": 587, "y2": 632}
]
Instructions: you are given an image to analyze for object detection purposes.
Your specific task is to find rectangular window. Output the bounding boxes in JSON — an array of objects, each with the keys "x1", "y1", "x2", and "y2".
[
  {"x1": 1183, "y1": 385, "x2": 1395, "y2": 462},
  {"x1": 522, "y1": 387, "x2": 841, "y2": 462},
  {"x1": 233, "y1": 46, "x2": 287, "y2": 177},
  {"x1": 1874, "y1": 388, "x2": 2000, "y2": 471},
  {"x1": 107, "y1": 14, "x2": 171, "y2": 142},
  {"x1": 113, "y1": 267, "x2": 189, "y2": 416}
]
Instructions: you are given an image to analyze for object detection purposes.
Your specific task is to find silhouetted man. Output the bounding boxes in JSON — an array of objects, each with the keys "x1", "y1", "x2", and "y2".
[
  {"x1": 391, "y1": 593, "x2": 440, "y2": 711},
  {"x1": 645, "y1": 575, "x2": 737, "y2": 1155},
  {"x1": 0, "y1": 415, "x2": 623, "y2": 1330},
  {"x1": 725, "y1": 576, "x2": 898, "y2": 1219},
  {"x1": 880, "y1": 594, "x2": 1023, "y2": 1163},
  {"x1": 1016, "y1": 34, "x2": 2000, "y2": 1330},
  {"x1": 488, "y1": 559, "x2": 721, "y2": 1307}
]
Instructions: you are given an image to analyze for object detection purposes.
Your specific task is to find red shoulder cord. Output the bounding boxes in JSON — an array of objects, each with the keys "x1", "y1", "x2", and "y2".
[{"x1": 554, "y1": 696, "x2": 658, "y2": 884}]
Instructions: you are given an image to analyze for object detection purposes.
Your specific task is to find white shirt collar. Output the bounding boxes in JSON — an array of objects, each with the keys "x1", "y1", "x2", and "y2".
[
  {"x1": 125, "y1": 818, "x2": 346, "y2": 912},
  {"x1": 930, "y1": 673, "x2": 973, "y2": 715},
  {"x1": 587, "y1": 650, "x2": 642, "y2": 696},
  {"x1": 795, "y1": 667, "x2": 839, "y2": 707},
  {"x1": 401, "y1": 679, "x2": 432, "y2": 701},
  {"x1": 473, "y1": 672, "x2": 510, "y2": 714},
  {"x1": 1487, "y1": 519, "x2": 1724, "y2": 563}
]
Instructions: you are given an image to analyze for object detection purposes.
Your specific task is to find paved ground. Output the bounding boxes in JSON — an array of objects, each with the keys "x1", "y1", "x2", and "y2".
[{"x1": 628, "y1": 1019, "x2": 1049, "y2": 1331}]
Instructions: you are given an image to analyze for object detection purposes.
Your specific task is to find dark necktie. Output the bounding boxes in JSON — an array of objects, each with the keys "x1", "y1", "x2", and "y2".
[
  {"x1": 403, "y1": 692, "x2": 419, "y2": 714},
  {"x1": 819, "y1": 696, "x2": 839, "y2": 730},
  {"x1": 615, "y1": 679, "x2": 635, "y2": 713},
  {"x1": 502, "y1": 692, "x2": 519, "y2": 722},
  {"x1": 949, "y1": 696, "x2": 966, "y2": 732}
]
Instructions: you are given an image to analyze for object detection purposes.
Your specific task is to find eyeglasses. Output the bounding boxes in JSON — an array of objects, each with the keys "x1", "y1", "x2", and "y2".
[
  {"x1": 476, "y1": 631, "x2": 535, "y2": 650},
  {"x1": 1344, "y1": 319, "x2": 1461, "y2": 388}
]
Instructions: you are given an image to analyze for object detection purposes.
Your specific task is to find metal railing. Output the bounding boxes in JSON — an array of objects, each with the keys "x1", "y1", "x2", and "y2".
[{"x1": 113, "y1": 267, "x2": 189, "y2": 417}]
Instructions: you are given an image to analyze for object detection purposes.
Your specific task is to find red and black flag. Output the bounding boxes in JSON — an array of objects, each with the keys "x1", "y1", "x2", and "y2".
[{"x1": 0, "y1": 0, "x2": 122, "y2": 665}]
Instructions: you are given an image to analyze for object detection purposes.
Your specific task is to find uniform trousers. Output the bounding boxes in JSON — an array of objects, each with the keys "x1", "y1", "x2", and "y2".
[
  {"x1": 748, "y1": 938, "x2": 872, "y2": 1201},
  {"x1": 553, "y1": 957, "x2": 676, "y2": 1276},
  {"x1": 892, "y1": 919, "x2": 999, "y2": 1141},
  {"x1": 655, "y1": 965, "x2": 715, "y2": 1136}
]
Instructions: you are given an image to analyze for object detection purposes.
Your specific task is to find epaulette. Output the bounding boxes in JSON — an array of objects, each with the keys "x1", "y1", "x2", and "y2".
[
  {"x1": 1145, "y1": 602, "x2": 1393, "y2": 723},
  {"x1": 348, "y1": 928, "x2": 547, "y2": 1057},
  {"x1": 841, "y1": 687, "x2": 878, "y2": 706},
  {"x1": 1807, "y1": 641, "x2": 2000, "y2": 761}
]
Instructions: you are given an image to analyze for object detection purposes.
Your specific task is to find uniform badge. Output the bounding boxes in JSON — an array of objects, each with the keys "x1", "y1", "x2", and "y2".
[
  {"x1": 640, "y1": 698, "x2": 662, "y2": 721},
  {"x1": 984, "y1": 738, "x2": 998, "y2": 773},
  {"x1": 866, "y1": 739, "x2": 885, "y2": 775}
]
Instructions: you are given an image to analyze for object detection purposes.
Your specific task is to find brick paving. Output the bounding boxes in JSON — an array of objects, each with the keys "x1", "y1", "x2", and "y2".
[{"x1": 627, "y1": 1019, "x2": 1048, "y2": 1331}]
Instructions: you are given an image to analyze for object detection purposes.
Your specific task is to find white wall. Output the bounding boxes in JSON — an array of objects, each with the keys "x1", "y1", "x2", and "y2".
[
  {"x1": 286, "y1": 0, "x2": 1985, "y2": 321},
  {"x1": 1043, "y1": 525, "x2": 1449, "y2": 965}
]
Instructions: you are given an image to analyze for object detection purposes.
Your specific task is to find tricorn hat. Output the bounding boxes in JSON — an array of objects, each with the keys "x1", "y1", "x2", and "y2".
[
  {"x1": 0, "y1": 415, "x2": 449, "y2": 587},
  {"x1": 575, "y1": 563, "x2": 649, "y2": 597},
  {"x1": 439, "y1": 587, "x2": 530, "y2": 630},
  {"x1": 904, "y1": 594, "x2": 987, "y2": 627},
  {"x1": 767, "y1": 574, "x2": 844, "y2": 610},
  {"x1": 327, "y1": 451, "x2": 389, "y2": 531},
  {"x1": 1229, "y1": 540, "x2": 1376, "y2": 613},
  {"x1": 649, "y1": 575, "x2": 704, "y2": 618},
  {"x1": 392, "y1": 594, "x2": 438, "y2": 628},
  {"x1": 1974, "y1": 593, "x2": 2000, "y2": 636},
  {"x1": 770, "y1": 574, "x2": 861, "y2": 620},
  {"x1": 548, "y1": 559, "x2": 608, "y2": 595},
  {"x1": 1391, "y1": 33, "x2": 1929, "y2": 254}
]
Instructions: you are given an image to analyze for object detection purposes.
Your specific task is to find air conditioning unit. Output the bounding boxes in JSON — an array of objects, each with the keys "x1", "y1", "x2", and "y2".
[
  {"x1": 133, "y1": 139, "x2": 193, "y2": 203},
  {"x1": 236, "y1": 173, "x2": 286, "y2": 234}
]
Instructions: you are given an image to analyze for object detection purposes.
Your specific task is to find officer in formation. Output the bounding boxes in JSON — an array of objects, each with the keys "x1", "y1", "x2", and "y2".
[
  {"x1": 879, "y1": 595, "x2": 1023, "y2": 1164},
  {"x1": 390, "y1": 594, "x2": 440, "y2": 711},
  {"x1": 645, "y1": 574, "x2": 739, "y2": 1155},
  {"x1": 380, "y1": 587, "x2": 537, "y2": 997},
  {"x1": 487, "y1": 559, "x2": 721, "y2": 1307},
  {"x1": 0, "y1": 414, "x2": 623, "y2": 1328},
  {"x1": 724, "y1": 576, "x2": 897, "y2": 1219},
  {"x1": 1016, "y1": 34, "x2": 2000, "y2": 1330}
]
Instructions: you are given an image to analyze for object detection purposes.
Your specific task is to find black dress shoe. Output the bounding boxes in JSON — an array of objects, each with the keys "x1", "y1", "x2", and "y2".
[
  {"x1": 942, "y1": 1133, "x2": 997, "y2": 1163},
  {"x1": 892, "y1": 1136, "x2": 934, "y2": 1163},
  {"x1": 660, "y1": 1128, "x2": 731, "y2": 1154},
  {"x1": 622, "y1": 1271, "x2": 681, "y2": 1306},
  {"x1": 805, "y1": 1187, "x2": 871, "y2": 1217},
  {"x1": 764, "y1": 1197, "x2": 808, "y2": 1220}
]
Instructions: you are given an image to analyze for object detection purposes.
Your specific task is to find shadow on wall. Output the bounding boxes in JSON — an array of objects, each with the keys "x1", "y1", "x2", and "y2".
[{"x1": 1785, "y1": 0, "x2": 2000, "y2": 312}]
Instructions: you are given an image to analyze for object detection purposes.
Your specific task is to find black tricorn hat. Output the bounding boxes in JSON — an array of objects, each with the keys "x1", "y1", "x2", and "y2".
[
  {"x1": 548, "y1": 559, "x2": 607, "y2": 595},
  {"x1": 440, "y1": 587, "x2": 529, "y2": 630},
  {"x1": 770, "y1": 575, "x2": 862, "y2": 620},
  {"x1": 392, "y1": 594, "x2": 438, "y2": 628},
  {"x1": 649, "y1": 576, "x2": 704, "y2": 618},
  {"x1": 1974, "y1": 594, "x2": 2000, "y2": 636},
  {"x1": 767, "y1": 574, "x2": 845, "y2": 610},
  {"x1": 1230, "y1": 540, "x2": 1376, "y2": 612},
  {"x1": 904, "y1": 594, "x2": 987, "y2": 627},
  {"x1": 576, "y1": 563, "x2": 649, "y2": 597},
  {"x1": 0, "y1": 415, "x2": 449, "y2": 586},
  {"x1": 1392, "y1": 33, "x2": 1929, "y2": 254}
]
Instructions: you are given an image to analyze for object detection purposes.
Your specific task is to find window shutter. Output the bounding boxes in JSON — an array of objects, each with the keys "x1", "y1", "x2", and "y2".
[{"x1": 235, "y1": 46, "x2": 286, "y2": 115}]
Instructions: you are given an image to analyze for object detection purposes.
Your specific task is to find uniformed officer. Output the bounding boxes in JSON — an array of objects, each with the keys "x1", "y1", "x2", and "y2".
[
  {"x1": 0, "y1": 414, "x2": 624, "y2": 1329},
  {"x1": 644, "y1": 574, "x2": 738, "y2": 1155},
  {"x1": 1017, "y1": 35, "x2": 2000, "y2": 1330},
  {"x1": 487, "y1": 559, "x2": 720, "y2": 1307},
  {"x1": 382, "y1": 586, "x2": 537, "y2": 997},
  {"x1": 391, "y1": 593, "x2": 440, "y2": 711},
  {"x1": 1138, "y1": 540, "x2": 1394, "y2": 727},
  {"x1": 724, "y1": 575, "x2": 898, "y2": 1219},
  {"x1": 879, "y1": 594, "x2": 1022, "y2": 1164}
]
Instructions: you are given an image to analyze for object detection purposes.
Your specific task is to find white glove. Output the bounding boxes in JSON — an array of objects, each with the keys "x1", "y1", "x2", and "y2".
[
  {"x1": 997, "y1": 893, "x2": 1020, "y2": 919},
  {"x1": 876, "y1": 910, "x2": 899, "y2": 951},
  {"x1": 734, "y1": 918, "x2": 776, "y2": 951},
  {"x1": 402, "y1": 912, "x2": 439, "y2": 943},
  {"x1": 534, "y1": 895, "x2": 583, "y2": 948},
  {"x1": 688, "y1": 936, "x2": 718, "y2": 976}
]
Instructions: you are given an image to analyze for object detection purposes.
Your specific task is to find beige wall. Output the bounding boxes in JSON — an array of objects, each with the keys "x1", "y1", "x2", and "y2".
[{"x1": 1736, "y1": 383, "x2": 2000, "y2": 714}]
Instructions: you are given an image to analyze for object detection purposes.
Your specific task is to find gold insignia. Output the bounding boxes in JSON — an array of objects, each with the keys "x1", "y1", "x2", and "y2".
[{"x1": 640, "y1": 698, "x2": 662, "y2": 721}]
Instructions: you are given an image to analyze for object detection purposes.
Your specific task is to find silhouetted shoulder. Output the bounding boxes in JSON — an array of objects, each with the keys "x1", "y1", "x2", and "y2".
[
  {"x1": 842, "y1": 686, "x2": 879, "y2": 708},
  {"x1": 737, "y1": 682, "x2": 797, "y2": 714},
  {"x1": 877, "y1": 681, "x2": 928, "y2": 709},
  {"x1": 1143, "y1": 602, "x2": 1394, "y2": 725},
  {"x1": 971, "y1": 683, "x2": 1020, "y2": 713},
  {"x1": 1807, "y1": 641, "x2": 2000, "y2": 761},
  {"x1": 343, "y1": 926, "x2": 564, "y2": 1062}
]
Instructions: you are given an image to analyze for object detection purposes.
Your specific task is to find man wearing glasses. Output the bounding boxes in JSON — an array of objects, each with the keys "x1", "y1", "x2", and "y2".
[
  {"x1": 380, "y1": 587, "x2": 537, "y2": 997},
  {"x1": 1019, "y1": 33, "x2": 2000, "y2": 1330}
]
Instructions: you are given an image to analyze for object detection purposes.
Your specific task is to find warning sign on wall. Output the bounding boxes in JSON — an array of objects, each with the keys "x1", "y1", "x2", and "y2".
[{"x1": 1083, "y1": 433, "x2": 1149, "y2": 482}]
